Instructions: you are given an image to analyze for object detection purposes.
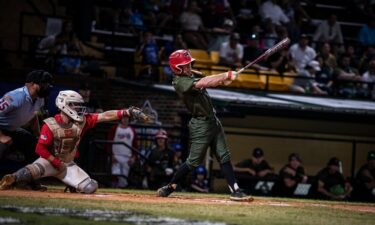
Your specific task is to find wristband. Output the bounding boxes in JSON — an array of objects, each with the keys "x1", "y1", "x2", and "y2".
[
  {"x1": 117, "y1": 109, "x2": 128, "y2": 119},
  {"x1": 227, "y1": 70, "x2": 232, "y2": 80}
]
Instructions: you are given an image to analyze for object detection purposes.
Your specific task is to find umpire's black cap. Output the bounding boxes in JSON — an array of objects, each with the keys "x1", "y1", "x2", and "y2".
[{"x1": 26, "y1": 70, "x2": 53, "y2": 84}]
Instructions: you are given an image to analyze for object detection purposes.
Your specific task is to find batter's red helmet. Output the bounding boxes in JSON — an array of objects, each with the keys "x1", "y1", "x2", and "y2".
[{"x1": 169, "y1": 49, "x2": 195, "y2": 74}]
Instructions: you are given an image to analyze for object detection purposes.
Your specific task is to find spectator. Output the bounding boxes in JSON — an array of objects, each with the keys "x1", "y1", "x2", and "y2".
[
  {"x1": 313, "y1": 14, "x2": 344, "y2": 50},
  {"x1": 107, "y1": 114, "x2": 138, "y2": 188},
  {"x1": 315, "y1": 43, "x2": 336, "y2": 92},
  {"x1": 265, "y1": 49, "x2": 292, "y2": 74},
  {"x1": 316, "y1": 157, "x2": 353, "y2": 200},
  {"x1": 201, "y1": 1, "x2": 226, "y2": 31},
  {"x1": 219, "y1": 32, "x2": 244, "y2": 68},
  {"x1": 190, "y1": 165, "x2": 209, "y2": 193},
  {"x1": 243, "y1": 34, "x2": 268, "y2": 70},
  {"x1": 179, "y1": 0, "x2": 208, "y2": 49},
  {"x1": 172, "y1": 143, "x2": 183, "y2": 172},
  {"x1": 289, "y1": 60, "x2": 328, "y2": 95},
  {"x1": 289, "y1": 34, "x2": 316, "y2": 72},
  {"x1": 361, "y1": 58, "x2": 375, "y2": 99},
  {"x1": 56, "y1": 45, "x2": 83, "y2": 75},
  {"x1": 333, "y1": 54, "x2": 362, "y2": 98},
  {"x1": 136, "y1": 31, "x2": 160, "y2": 81},
  {"x1": 146, "y1": 129, "x2": 174, "y2": 189},
  {"x1": 54, "y1": 21, "x2": 85, "y2": 56},
  {"x1": 259, "y1": 0, "x2": 290, "y2": 26},
  {"x1": 354, "y1": 151, "x2": 375, "y2": 202},
  {"x1": 359, "y1": 17, "x2": 375, "y2": 48},
  {"x1": 207, "y1": 18, "x2": 235, "y2": 52},
  {"x1": 263, "y1": 18, "x2": 278, "y2": 49},
  {"x1": 0, "y1": 71, "x2": 53, "y2": 191},
  {"x1": 233, "y1": 147, "x2": 275, "y2": 178},
  {"x1": 277, "y1": 153, "x2": 308, "y2": 197},
  {"x1": 78, "y1": 82, "x2": 103, "y2": 113}
]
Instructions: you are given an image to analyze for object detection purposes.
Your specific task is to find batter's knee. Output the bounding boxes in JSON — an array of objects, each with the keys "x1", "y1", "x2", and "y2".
[
  {"x1": 217, "y1": 151, "x2": 231, "y2": 164},
  {"x1": 186, "y1": 159, "x2": 200, "y2": 168},
  {"x1": 78, "y1": 178, "x2": 98, "y2": 194}
]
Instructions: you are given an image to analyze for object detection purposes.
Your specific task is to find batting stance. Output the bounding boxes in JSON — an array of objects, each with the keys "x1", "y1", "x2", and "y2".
[
  {"x1": 157, "y1": 50, "x2": 252, "y2": 201},
  {"x1": 0, "y1": 90, "x2": 148, "y2": 194}
]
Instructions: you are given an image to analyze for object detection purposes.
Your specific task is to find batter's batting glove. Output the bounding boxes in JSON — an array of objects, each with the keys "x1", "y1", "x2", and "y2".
[
  {"x1": 226, "y1": 71, "x2": 239, "y2": 81},
  {"x1": 127, "y1": 106, "x2": 149, "y2": 122}
]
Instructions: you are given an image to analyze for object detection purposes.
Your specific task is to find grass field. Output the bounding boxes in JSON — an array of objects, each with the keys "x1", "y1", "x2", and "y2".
[{"x1": 0, "y1": 187, "x2": 374, "y2": 225}]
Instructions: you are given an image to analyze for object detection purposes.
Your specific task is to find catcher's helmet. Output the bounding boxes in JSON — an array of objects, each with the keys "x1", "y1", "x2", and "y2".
[
  {"x1": 169, "y1": 49, "x2": 195, "y2": 74},
  {"x1": 56, "y1": 90, "x2": 86, "y2": 122}
]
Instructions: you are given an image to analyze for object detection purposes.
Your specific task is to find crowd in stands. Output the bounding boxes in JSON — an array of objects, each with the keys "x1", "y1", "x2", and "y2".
[{"x1": 30, "y1": 0, "x2": 375, "y2": 99}]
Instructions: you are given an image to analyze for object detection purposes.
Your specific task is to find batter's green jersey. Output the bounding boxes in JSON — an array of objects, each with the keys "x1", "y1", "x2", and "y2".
[
  {"x1": 172, "y1": 75, "x2": 215, "y2": 118},
  {"x1": 172, "y1": 74, "x2": 231, "y2": 167}
]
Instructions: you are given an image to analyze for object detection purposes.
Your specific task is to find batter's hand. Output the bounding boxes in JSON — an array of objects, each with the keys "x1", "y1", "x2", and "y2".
[
  {"x1": 226, "y1": 71, "x2": 239, "y2": 81},
  {"x1": 127, "y1": 106, "x2": 149, "y2": 122}
]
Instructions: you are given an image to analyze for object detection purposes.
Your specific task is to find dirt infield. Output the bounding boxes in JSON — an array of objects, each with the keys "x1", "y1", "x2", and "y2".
[{"x1": 0, "y1": 189, "x2": 374, "y2": 213}]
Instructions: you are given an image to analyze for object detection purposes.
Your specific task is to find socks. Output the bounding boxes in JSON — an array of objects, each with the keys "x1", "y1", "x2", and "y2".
[
  {"x1": 169, "y1": 162, "x2": 191, "y2": 188},
  {"x1": 220, "y1": 161, "x2": 239, "y2": 193}
]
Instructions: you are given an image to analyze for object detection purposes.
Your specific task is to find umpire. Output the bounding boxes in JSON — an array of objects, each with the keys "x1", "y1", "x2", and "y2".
[
  {"x1": 0, "y1": 70, "x2": 53, "y2": 180},
  {"x1": 157, "y1": 50, "x2": 252, "y2": 201}
]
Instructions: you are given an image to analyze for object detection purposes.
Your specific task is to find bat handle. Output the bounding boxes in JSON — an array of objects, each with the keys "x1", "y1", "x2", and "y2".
[{"x1": 237, "y1": 68, "x2": 245, "y2": 74}]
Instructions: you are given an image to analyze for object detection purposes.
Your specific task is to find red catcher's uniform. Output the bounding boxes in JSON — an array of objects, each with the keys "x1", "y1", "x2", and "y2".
[{"x1": 29, "y1": 113, "x2": 98, "y2": 191}]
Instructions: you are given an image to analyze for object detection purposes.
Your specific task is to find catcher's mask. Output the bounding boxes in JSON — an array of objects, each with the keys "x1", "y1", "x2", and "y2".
[
  {"x1": 56, "y1": 90, "x2": 87, "y2": 122},
  {"x1": 169, "y1": 49, "x2": 195, "y2": 74}
]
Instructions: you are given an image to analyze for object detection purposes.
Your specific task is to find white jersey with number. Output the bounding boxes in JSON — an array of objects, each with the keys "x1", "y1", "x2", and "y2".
[{"x1": 112, "y1": 126, "x2": 134, "y2": 160}]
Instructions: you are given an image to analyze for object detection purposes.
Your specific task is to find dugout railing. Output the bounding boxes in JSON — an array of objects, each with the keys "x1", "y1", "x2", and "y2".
[{"x1": 210, "y1": 129, "x2": 375, "y2": 199}]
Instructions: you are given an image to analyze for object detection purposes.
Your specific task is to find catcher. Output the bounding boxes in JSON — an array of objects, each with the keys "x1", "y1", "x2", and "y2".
[
  {"x1": 0, "y1": 90, "x2": 148, "y2": 194},
  {"x1": 157, "y1": 49, "x2": 252, "y2": 201}
]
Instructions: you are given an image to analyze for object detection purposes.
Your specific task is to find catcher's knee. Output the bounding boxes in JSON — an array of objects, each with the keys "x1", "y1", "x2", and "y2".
[{"x1": 78, "y1": 178, "x2": 98, "y2": 194}]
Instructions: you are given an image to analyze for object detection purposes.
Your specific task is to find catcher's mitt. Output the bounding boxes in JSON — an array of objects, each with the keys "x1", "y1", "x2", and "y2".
[{"x1": 128, "y1": 106, "x2": 149, "y2": 122}]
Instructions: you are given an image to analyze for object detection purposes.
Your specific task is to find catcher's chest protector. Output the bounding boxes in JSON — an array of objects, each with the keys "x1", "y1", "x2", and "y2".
[{"x1": 43, "y1": 117, "x2": 86, "y2": 163}]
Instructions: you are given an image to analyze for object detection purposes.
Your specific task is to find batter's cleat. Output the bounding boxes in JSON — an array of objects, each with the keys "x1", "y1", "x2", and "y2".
[
  {"x1": 230, "y1": 189, "x2": 254, "y2": 202},
  {"x1": 157, "y1": 185, "x2": 175, "y2": 197},
  {"x1": 0, "y1": 174, "x2": 16, "y2": 190}
]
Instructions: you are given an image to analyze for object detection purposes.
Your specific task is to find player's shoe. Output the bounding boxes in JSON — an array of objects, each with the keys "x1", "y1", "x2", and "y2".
[
  {"x1": 230, "y1": 189, "x2": 254, "y2": 201},
  {"x1": 0, "y1": 174, "x2": 16, "y2": 190},
  {"x1": 23, "y1": 181, "x2": 48, "y2": 192},
  {"x1": 157, "y1": 185, "x2": 175, "y2": 197}
]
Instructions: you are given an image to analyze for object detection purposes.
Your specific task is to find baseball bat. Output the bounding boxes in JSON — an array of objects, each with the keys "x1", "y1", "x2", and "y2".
[{"x1": 237, "y1": 37, "x2": 291, "y2": 74}]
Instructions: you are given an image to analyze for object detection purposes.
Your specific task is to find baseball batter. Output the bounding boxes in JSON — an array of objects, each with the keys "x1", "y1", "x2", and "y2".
[
  {"x1": 157, "y1": 49, "x2": 252, "y2": 201},
  {"x1": 0, "y1": 90, "x2": 148, "y2": 194}
]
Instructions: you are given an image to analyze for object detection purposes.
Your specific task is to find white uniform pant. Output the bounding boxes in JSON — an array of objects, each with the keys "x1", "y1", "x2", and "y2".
[
  {"x1": 111, "y1": 155, "x2": 130, "y2": 188},
  {"x1": 32, "y1": 157, "x2": 91, "y2": 191}
]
